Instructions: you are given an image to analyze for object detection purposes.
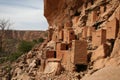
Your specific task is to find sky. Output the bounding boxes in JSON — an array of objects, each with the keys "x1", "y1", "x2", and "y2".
[{"x1": 0, "y1": 0, "x2": 48, "y2": 30}]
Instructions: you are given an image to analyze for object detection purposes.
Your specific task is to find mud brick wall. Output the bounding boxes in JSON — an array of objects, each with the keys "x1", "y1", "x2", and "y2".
[
  {"x1": 64, "y1": 21, "x2": 72, "y2": 29},
  {"x1": 56, "y1": 42, "x2": 68, "y2": 51},
  {"x1": 63, "y1": 28, "x2": 75, "y2": 43},
  {"x1": 91, "y1": 11, "x2": 98, "y2": 25},
  {"x1": 92, "y1": 29, "x2": 106, "y2": 47},
  {"x1": 71, "y1": 40, "x2": 87, "y2": 65},
  {"x1": 100, "y1": 6, "x2": 106, "y2": 14},
  {"x1": 46, "y1": 50, "x2": 56, "y2": 58},
  {"x1": 59, "y1": 30, "x2": 64, "y2": 41},
  {"x1": 56, "y1": 50, "x2": 69, "y2": 64},
  {"x1": 72, "y1": 16, "x2": 79, "y2": 27},
  {"x1": 82, "y1": 27, "x2": 88, "y2": 39},
  {"x1": 87, "y1": 26, "x2": 95, "y2": 38},
  {"x1": 106, "y1": 18, "x2": 119, "y2": 39},
  {"x1": 68, "y1": 30, "x2": 75, "y2": 43}
]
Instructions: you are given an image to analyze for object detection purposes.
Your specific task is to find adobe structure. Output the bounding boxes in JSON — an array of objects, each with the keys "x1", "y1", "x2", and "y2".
[
  {"x1": 45, "y1": 20, "x2": 88, "y2": 71},
  {"x1": 44, "y1": 0, "x2": 120, "y2": 72}
]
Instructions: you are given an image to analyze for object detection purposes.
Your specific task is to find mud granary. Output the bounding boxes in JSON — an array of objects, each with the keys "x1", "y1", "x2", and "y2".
[{"x1": 44, "y1": 0, "x2": 120, "y2": 72}]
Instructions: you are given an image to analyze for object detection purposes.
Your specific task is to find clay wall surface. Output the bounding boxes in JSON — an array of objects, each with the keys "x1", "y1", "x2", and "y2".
[
  {"x1": 64, "y1": 21, "x2": 72, "y2": 29},
  {"x1": 91, "y1": 11, "x2": 98, "y2": 25},
  {"x1": 106, "y1": 4, "x2": 112, "y2": 12},
  {"x1": 87, "y1": 26, "x2": 95, "y2": 37},
  {"x1": 46, "y1": 50, "x2": 56, "y2": 59},
  {"x1": 106, "y1": 18, "x2": 119, "y2": 39},
  {"x1": 63, "y1": 28, "x2": 75, "y2": 43},
  {"x1": 115, "y1": 8, "x2": 120, "y2": 21},
  {"x1": 71, "y1": 40, "x2": 87, "y2": 65},
  {"x1": 72, "y1": 16, "x2": 79, "y2": 27},
  {"x1": 92, "y1": 29, "x2": 106, "y2": 47},
  {"x1": 56, "y1": 50, "x2": 69, "y2": 64},
  {"x1": 82, "y1": 26, "x2": 95, "y2": 39},
  {"x1": 52, "y1": 31, "x2": 58, "y2": 41},
  {"x1": 68, "y1": 30, "x2": 75, "y2": 43},
  {"x1": 63, "y1": 29, "x2": 68, "y2": 43},
  {"x1": 59, "y1": 30, "x2": 64, "y2": 41},
  {"x1": 100, "y1": 6, "x2": 105, "y2": 14},
  {"x1": 82, "y1": 27, "x2": 88, "y2": 39},
  {"x1": 56, "y1": 42, "x2": 68, "y2": 51}
]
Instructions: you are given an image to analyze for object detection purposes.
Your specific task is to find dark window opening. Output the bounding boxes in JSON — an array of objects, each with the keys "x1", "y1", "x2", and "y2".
[
  {"x1": 87, "y1": 52, "x2": 92, "y2": 63},
  {"x1": 85, "y1": 3, "x2": 88, "y2": 8},
  {"x1": 62, "y1": 25, "x2": 64, "y2": 28},
  {"x1": 75, "y1": 64, "x2": 87, "y2": 72},
  {"x1": 20, "y1": 66, "x2": 23, "y2": 69},
  {"x1": 59, "y1": 39, "x2": 63, "y2": 41},
  {"x1": 71, "y1": 32, "x2": 73, "y2": 35},
  {"x1": 66, "y1": 45, "x2": 69, "y2": 50},
  {"x1": 91, "y1": 0, "x2": 94, "y2": 5},
  {"x1": 107, "y1": 39, "x2": 115, "y2": 56},
  {"x1": 54, "y1": 51, "x2": 56, "y2": 58},
  {"x1": 104, "y1": 6, "x2": 106, "y2": 12},
  {"x1": 75, "y1": 35, "x2": 79, "y2": 40},
  {"x1": 74, "y1": 11, "x2": 80, "y2": 16},
  {"x1": 35, "y1": 59, "x2": 41, "y2": 68}
]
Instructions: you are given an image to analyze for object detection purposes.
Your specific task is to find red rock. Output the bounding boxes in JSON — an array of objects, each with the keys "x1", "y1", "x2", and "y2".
[{"x1": 91, "y1": 44, "x2": 110, "y2": 62}]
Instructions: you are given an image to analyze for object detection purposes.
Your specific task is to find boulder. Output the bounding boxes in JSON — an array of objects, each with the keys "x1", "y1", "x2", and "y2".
[
  {"x1": 46, "y1": 41, "x2": 56, "y2": 50},
  {"x1": 27, "y1": 51, "x2": 33, "y2": 59},
  {"x1": 91, "y1": 44, "x2": 110, "y2": 62},
  {"x1": 81, "y1": 66, "x2": 120, "y2": 80},
  {"x1": 105, "y1": 56, "x2": 120, "y2": 67},
  {"x1": 93, "y1": 59, "x2": 105, "y2": 70},
  {"x1": 44, "y1": 58, "x2": 62, "y2": 76}
]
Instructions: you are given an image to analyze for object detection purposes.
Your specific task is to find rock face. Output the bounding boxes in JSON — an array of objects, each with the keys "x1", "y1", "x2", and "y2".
[
  {"x1": 44, "y1": 0, "x2": 84, "y2": 25},
  {"x1": 91, "y1": 44, "x2": 110, "y2": 62},
  {"x1": 1, "y1": 0, "x2": 120, "y2": 80},
  {"x1": 3, "y1": 30, "x2": 47, "y2": 41},
  {"x1": 81, "y1": 66, "x2": 120, "y2": 80}
]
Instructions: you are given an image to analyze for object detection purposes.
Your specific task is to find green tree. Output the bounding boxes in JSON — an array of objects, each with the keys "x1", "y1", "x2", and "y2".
[
  {"x1": 32, "y1": 37, "x2": 44, "y2": 44},
  {"x1": 18, "y1": 41, "x2": 34, "y2": 53},
  {"x1": 38, "y1": 37, "x2": 44, "y2": 43},
  {"x1": 0, "y1": 19, "x2": 12, "y2": 52},
  {"x1": 8, "y1": 52, "x2": 22, "y2": 62}
]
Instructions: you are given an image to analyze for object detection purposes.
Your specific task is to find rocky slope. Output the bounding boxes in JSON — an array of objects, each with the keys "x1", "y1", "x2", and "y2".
[{"x1": 1, "y1": 0, "x2": 120, "y2": 80}]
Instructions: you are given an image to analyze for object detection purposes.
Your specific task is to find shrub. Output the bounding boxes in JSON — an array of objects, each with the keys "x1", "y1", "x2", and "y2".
[
  {"x1": 38, "y1": 37, "x2": 44, "y2": 43},
  {"x1": 7, "y1": 52, "x2": 23, "y2": 62},
  {"x1": 33, "y1": 39, "x2": 38, "y2": 43},
  {"x1": 18, "y1": 41, "x2": 34, "y2": 53},
  {"x1": 0, "y1": 57, "x2": 7, "y2": 64},
  {"x1": 32, "y1": 38, "x2": 44, "y2": 44}
]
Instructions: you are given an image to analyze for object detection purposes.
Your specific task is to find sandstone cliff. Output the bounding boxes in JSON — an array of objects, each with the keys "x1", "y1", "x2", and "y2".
[{"x1": 3, "y1": 30, "x2": 47, "y2": 41}]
